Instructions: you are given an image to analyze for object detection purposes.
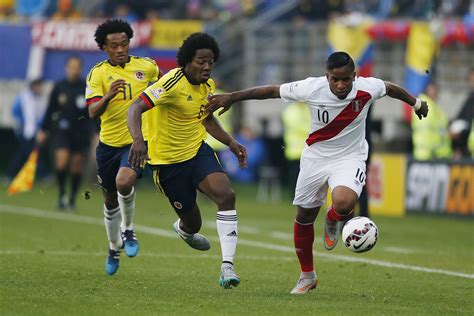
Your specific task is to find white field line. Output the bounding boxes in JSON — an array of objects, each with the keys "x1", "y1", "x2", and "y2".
[
  {"x1": 0, "y1": 250, "x2": 294, "y2": 262},
  {"x1": 1, "y1": 204, "x2": 473, "y2": 280}
]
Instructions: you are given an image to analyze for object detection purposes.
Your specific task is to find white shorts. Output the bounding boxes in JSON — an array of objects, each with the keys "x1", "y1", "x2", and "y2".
[{"x1": 292, "y1": 155, "x2": 366, "y2": 208}]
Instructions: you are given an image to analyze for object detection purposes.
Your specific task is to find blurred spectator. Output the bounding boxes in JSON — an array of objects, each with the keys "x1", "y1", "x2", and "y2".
[
  {"x1": 0, "y1": 0, "x2": 15, "y2": 17},
  {"x1": 281, "y1": 101, "x2": 310, "y2": 191},
  {"x1": 450, "y1": 68, "x2": 474, "y2": 159},
  {"x1": 51, "y1": 0, "x2": 81, "y2": 20},
  {"x1": 76, "y1": 0, "x2": 103, "y2": 18},
  {"x1": 16, "y1": 0, "x2": 50, "y2": 21},
  {"x1": 220, "y1": 126, "x2": 266, "y2": 183},
  {"x1": 113, "y1": 3, "x2": 139, "y2": 22},
  {"x1": 36, "y1": 56, "x2": 93, "y2": 210},
  {"x1": 411, "y1": 82, "x2": 452, "y2": 160},
  {"x1": 7, "y1": 79, "x2": 48, "y2": 180}
]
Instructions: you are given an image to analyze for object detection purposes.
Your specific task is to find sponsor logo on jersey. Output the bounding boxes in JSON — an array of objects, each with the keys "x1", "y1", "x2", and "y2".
[{"x1": 85, "y1": 84, "x2": 92, "y2": 95}]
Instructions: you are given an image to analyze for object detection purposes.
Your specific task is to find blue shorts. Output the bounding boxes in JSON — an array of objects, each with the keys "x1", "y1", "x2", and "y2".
[
  {"x1": 150, "y1": 142, "x2": 224, "y2": 212},
  {"x1": 96, "y1": 141, "x2": 143, "y2": 192}
]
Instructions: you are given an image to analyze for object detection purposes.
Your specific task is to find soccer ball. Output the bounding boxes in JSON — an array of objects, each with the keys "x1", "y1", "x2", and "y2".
[{"x1": 342, "y1": 216, "x2": 378, "y2": 253}]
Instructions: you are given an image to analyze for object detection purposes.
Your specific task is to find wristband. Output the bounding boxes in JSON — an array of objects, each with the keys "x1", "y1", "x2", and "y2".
[{"x1": 413, "y1": 98, "x2": 422, "y2": 111}]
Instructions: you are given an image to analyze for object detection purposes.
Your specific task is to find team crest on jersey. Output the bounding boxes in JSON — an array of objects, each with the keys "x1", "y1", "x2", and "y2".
[
  {"x1": 173, "y1": 201, "x2": 183, "y2": 210},
  {"x1": 150, "y1": 87, "x2": 164, "y2": 99},
  {"x1": 135, "y1": 71, "x2": 144, "y2": 80},
  {"x1": 351, "y1": 100, "x2": 362, "y2": 112}
]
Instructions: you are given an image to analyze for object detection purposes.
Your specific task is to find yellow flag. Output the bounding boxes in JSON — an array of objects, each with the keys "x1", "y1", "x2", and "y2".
[{"x1": 7, "y1": 149, "x2": 38, "y2": 195}]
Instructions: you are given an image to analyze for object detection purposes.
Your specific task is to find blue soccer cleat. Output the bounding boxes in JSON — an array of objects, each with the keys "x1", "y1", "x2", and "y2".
[
  {"x1": 122, "y1": 230, "x2": 139, "y2": 257},
  {"x1": 105, "y1": 248, "x2": 121, "y2": 276}
]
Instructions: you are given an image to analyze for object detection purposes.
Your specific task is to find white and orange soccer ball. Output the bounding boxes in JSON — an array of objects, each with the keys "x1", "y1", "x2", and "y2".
[{"x1": 342, "y1": 216, "x2": 378, "y2": 253}]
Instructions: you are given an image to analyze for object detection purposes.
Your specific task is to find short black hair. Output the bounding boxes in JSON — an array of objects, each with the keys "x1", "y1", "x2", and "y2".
[
  {"x1": 94, "y1": 19, "x2": 133, "y2": 50},
  {"x1": 326, "y1": 52, "x2": 355, "y2": 71},
  {"x1": 176, "y1": 32, "x2": 220, "y2": 67}
]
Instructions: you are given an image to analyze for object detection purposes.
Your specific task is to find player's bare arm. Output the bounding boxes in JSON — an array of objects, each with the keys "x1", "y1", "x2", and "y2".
[
  {"x1": 88, "y1": 79, "x2": 127, "y2": 119},
  {"x1": 127, "y1": 98, "x2": 150, "y2": 168},
  {"x1": 206, "y1": 85, "x2": 280, "y2": 115},
  {"x1": 202, "y1": 115, "x2": 248, "y2": 169},
  {"x1": 384, "y1": 81, "x2": 429, "y2": 120}
]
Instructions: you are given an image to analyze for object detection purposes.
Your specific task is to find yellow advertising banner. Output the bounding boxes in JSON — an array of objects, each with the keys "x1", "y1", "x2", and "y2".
[
  {"x1": 151, "y1": 20, "x2": 203, "y2": 49},
  {"x1": 368, "y1": 153, "x2": 406, "y2": 217},
  {"x1": 446, "y1": 164, "x2": 473, "y2": 215}
]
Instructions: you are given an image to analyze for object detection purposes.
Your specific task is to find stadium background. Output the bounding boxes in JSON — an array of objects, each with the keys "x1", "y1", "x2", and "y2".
[{"x1": 1, "y1": 0, "x2": 472, "y2": 216}]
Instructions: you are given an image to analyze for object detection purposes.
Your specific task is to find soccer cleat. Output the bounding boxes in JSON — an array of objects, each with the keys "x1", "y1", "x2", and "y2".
[
  {"x1": 57, "y1": 195, "x2": 69, "y2": 211},
  {"x1": 219, "y1": 263, "x2": 240, "y2": 289},
  {"x1": 173, "y1": 220, "x2": 210, "y2": 251},
  {"x1": 105, "y1": 248, "x2": 121, "y2": 276},
  {"x1": 323, "y1": 214, "x2": 340, "y2": 251},
  {"x1": 290, "y1": 276, "x2": 318, "y2": 294},
  {"x1": 122, "y1": 230, "x2": 139, "y2": 257}
]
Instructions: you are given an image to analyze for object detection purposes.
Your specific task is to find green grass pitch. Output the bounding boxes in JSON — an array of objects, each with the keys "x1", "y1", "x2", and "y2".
[{"x1": 1, "y1": 182, "x2": 473, "y2": 315}]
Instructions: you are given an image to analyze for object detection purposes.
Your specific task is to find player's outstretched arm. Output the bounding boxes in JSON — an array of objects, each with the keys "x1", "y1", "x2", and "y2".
[
  {"x1": 205, "y1": 85, "x2": 281, "y2": 115},
  {"x1": 385, "y1": 81, "x2": 429, "y2": 120},
  {"x1": 127, "y1": 98, "x2": 150, "y2": 169},
  {"x1": 203, "y1": 115, "x2": 247, "y2": 169}
]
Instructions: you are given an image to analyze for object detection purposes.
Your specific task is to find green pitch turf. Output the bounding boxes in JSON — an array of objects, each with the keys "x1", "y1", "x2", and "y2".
[{"x1": 1, "y1": 182, "x2": 473, "y2": 315}]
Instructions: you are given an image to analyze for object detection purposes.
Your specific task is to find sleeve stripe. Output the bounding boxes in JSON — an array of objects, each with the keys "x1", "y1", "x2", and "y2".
[
  {"x1": 86, "y1": 96, "x2": 102, "y2": 105},
  {"x1": 139, "y1": 93, "x2": 154, "y2": 109}
]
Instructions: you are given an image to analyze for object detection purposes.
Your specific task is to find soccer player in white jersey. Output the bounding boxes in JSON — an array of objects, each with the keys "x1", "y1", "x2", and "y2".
[{"x1": 205, "y1": 52, "x2": 429, "y2": 294}]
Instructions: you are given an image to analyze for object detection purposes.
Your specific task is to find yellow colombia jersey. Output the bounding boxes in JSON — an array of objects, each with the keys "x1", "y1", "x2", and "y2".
[
  {"x1": 85, "y1": 56, "x2": 159, "y2": 147},
  {"x1": 140, "y1": 68, "x2": 215, "y2": 165}
]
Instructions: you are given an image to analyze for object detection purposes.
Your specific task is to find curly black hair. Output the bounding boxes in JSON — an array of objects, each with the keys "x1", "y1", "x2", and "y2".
[
  {"x1": 326, "y1": 51, "x2": 355, "y2": 71},
  {"x1": 94, "y1": 19, "x2": 133, "y2": 50},
  {"x1": 176, "y1": 32, "x2": 220, "y2": 67}
]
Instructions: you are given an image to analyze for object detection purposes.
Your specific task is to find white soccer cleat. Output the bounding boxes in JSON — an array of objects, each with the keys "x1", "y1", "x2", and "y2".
[
  {"x1": 173, "y1": 220, "x2": 210, "y2": 251},
  {"x1": 290, "y1": 276, "x2": 318, "y2": 294},
  {"x1": 219, "y1": 263, "x2": 240, "y2": 289}
]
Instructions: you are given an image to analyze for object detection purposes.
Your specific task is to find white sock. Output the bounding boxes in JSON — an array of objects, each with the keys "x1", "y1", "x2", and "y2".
[
  {"x1": 216, "y1": 210, "x2": 238, "y2": 264},
  {"x1": 103, "y1": 204, "x2": 122, "y2": 251},
  {"x1": 118, "y1": 187, "x2": 135, "y2": 231},
  {"x1": 174, "y1": 219, "x2": 193, "y2": 237}
]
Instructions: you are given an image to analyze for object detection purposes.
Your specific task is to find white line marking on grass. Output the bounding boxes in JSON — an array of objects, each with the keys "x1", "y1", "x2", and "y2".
[
  {"x1": 0, "y1": 250, "x2": 294, "y2": 262},
  {"x1": 1, "y1": 204, "x2": 473, "y2": 280}
]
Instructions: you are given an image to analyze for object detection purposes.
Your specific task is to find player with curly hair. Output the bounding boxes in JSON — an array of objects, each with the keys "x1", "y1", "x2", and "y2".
[{"x1": 127, "y1": 32, "x2": 247, "y2": 289}]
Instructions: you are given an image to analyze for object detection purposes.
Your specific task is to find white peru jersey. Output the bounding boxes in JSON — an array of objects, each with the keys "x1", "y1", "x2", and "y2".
[{"x1": 280, "y1": 76, "x2": 386, "y2": 160}]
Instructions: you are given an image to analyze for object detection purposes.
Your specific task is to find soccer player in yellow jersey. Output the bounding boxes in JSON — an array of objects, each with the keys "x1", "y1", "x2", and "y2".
[
  {"x1": 127, "y1": 33, "x2": 247, "y2": 289},
  {"x1": 85, "y1": 19, "x2": 161, "y2": 276}
]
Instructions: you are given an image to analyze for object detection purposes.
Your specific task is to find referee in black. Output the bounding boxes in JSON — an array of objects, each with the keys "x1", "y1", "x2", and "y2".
[{"x1": 36, "y1": 56, "x2": 94, "y2": 210}]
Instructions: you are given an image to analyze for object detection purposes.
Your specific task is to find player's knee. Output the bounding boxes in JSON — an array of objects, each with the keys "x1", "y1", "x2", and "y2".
[
  {"x1": 332, "y1": 199, "x2": 355, "y2": 215},
  {"x1": 115, "y1": 176, "x2": 134, "y2": 195}
]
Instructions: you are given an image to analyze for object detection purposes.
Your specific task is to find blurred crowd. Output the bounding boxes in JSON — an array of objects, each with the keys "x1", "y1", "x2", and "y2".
[{"x1": 0, "y1": 0, "x2": 471, "y2": 23}]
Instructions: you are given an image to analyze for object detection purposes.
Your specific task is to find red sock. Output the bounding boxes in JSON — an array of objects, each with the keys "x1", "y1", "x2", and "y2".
[
  {"x1": 294, "y1": 221, "x2": 314, "y2": 272},
  {"x1": 326, "y1": 205, "x2": 353, "y2": 222}
]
